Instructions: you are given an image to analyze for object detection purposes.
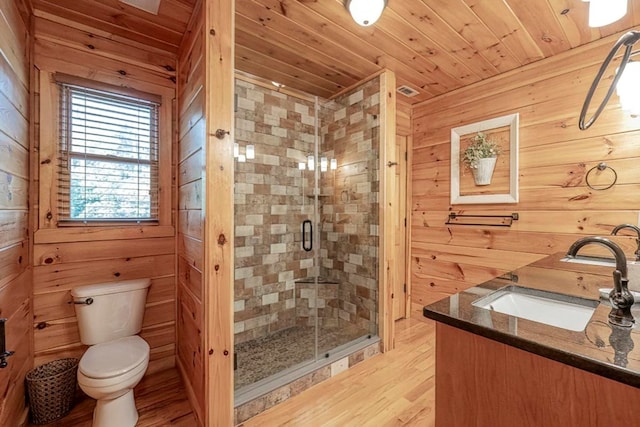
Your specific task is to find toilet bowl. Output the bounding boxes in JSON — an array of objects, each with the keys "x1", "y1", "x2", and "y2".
[
  {"x1": 78, "y1": 336, "x2": 150, "y2": 427},
  {"x1": 71, "y1": 279, "x2": 151, "y2": 427}
]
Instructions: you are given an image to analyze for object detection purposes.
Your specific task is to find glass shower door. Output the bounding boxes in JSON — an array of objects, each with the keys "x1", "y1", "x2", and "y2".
[
  {"x1": 315, "y1": 78, "x2": 381, "y2": 357},
  {"x1": 233, "y1": 81, "x2": 319, "y2": 391}
]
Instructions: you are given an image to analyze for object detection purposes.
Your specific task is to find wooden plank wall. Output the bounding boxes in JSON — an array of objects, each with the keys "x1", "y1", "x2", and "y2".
[
  {"x1": 203, "y1": 0, "x2": 235, "y2": 422},
  {"x1": 176, "y1": 2, "x2": 206, "y2": 424},
  {"x1": 411, "y1": 30, "x2": 640, "y2": 309},
  {"x1": 397, "y1": 100, "x2": 412, "y2": 137},
  {"x1": 31, "y1": 12, "x2": 178, "y2": 375},
  {"x1": 397, "y1": 100, "x2": 416, "y2": 318},
  {"x1": 0, "y1": 0, "x2": 32, "y2": 424}
]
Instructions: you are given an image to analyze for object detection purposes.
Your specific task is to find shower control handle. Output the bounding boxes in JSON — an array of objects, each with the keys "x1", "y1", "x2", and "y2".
[{"x1": 302, "y1": 220, "x2": 313, "y2": 252}]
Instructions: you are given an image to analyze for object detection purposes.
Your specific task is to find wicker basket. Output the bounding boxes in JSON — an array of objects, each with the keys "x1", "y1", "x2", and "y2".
[{"x1": 26, "y1": 358, "x2": 79, "y2": 424}]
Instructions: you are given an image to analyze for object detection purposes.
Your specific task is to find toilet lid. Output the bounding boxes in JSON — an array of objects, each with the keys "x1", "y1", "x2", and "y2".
[{"x1": 79, "y1": 336, "x2": 149, "y2": 379}]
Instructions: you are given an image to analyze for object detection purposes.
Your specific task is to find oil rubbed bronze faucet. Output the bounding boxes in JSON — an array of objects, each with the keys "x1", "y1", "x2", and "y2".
[
  {"x1": 567, "y1": 236, "x2": 635, "y2": 327},
  {"x1": 611, "y1": 224, "x2": 640, "y2": 261}
]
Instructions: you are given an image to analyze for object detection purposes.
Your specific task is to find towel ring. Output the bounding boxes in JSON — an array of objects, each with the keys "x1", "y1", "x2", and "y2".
[{"x1": 585, "y1": 162, "x2": 617, "y2": 191}]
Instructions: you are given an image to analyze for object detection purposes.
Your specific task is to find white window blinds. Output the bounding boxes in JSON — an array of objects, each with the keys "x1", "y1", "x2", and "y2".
[{"x1": 57, "y1": 83, "x2": 160, "y2": 223}]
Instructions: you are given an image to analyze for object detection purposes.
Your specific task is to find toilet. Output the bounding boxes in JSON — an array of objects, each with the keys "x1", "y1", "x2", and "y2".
[{"x1": 71, "y1": 279, "x2": 151, "y2": 427}]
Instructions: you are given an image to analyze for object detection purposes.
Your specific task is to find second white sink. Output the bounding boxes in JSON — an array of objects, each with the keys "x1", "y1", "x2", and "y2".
[
  {"x1": 560, "y1": 256, "x2": 640, "y2": 293},
  {"x1": 472, "y1": 286, "x2": 599, "y2": 332}
]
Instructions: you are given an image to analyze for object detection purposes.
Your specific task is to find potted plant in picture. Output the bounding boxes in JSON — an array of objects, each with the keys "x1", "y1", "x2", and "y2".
[{"x1": 462, "y1": 132, "x2": 502, "y2": 186}]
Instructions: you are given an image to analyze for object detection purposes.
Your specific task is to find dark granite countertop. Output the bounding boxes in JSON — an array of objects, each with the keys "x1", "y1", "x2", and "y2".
[{"x1": 423, "y1": 252, "x2": 640, "y2": 388}]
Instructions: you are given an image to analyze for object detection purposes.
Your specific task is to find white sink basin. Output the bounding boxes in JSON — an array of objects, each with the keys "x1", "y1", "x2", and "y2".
[
  {"x1": 560, "y1": 255, "x2": 620, "y2": 267},
  {"x1": 472, "y1": 286, "x2": 599, "y2": 332}
]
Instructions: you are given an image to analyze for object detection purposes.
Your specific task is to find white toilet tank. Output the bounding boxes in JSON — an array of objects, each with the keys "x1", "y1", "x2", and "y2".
[{"x1": 71, "y1": 279, "x2": 151, "y2": 345}]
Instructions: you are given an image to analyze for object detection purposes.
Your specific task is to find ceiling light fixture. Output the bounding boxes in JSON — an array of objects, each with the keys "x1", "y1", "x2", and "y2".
[
  {"x1": 582, "y1": 0, "x2": 627, "y2": 27},
  {"x1": 345, "y1": 0, "x2": 387, "y2": 27}
]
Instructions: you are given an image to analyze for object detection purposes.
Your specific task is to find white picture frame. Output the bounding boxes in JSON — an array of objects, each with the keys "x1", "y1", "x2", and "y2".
[{"x1": 450, "y1": 113, "x2": 519, "y2": 205}]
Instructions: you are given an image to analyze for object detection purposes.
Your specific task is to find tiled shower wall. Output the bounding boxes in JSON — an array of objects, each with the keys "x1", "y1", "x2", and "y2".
[
  {"x1": 234, "y1": 80, "x2": 316, "y2": 344},
  {"x1": 234, "y1": 77, "x2": 380, "y2": 344},
  {"x1": 318, "y1": 77, "x2": 380, "y2": 332}
]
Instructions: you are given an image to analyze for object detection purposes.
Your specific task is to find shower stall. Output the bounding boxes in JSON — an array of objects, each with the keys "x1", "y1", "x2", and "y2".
[{"x1": 232, "y1": 76, "x2": 382, "y2": 402}]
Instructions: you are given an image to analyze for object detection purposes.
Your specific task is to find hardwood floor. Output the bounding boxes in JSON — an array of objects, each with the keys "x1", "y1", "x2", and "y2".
[
  {"x1": 30, "y1": 314, "x2": 434, "y2": 427},
  {"x1": 240, "y1": 314, "x2": 436, "y2": 427},
  {"x1": 28, "y1": 368, "x2": 197, "y2": 427}
]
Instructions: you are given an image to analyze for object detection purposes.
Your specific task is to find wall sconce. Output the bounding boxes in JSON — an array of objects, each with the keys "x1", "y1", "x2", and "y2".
[
  {"x1": 320, "y1": 157, "x2": 328, "y2": 172},
  {"x1": 234, "y1": 143, "x2": 255, "y2": 161},
  {"x1": 617, "y1": 61, "x2": 640, "y2": 116},
  {"x1": 582, "y1": 0, "x2": 627, "y2": 27},
  {"x1": 345, "y1": 0, "x2": 387, "y2": 27},
  {"x1": 246, "y1": 145, "x2": 255, "y2": 160},
  {"x1": 303, "y1": 155, "x2": 338, "y2": 172}
]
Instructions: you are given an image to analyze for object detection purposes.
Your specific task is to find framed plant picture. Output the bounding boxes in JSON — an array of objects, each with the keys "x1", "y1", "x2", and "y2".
[{"x1": 450, "y1": 113, "x2": 519, "y2": 205}]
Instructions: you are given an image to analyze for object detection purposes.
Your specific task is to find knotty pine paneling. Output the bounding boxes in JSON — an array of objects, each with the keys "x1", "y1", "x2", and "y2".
[
  {"x1": 412, "y1": 29, "x2": 640, "y2": 308},
  {"x1": 33, "y1": 18, "x2": 177, "y2": 76},
  {"x1": 20, "y1": 0, "x2": 640, "y2": 109},
  {"x1": 31, "y1": 14, "x2": 177, "y2": 377},
  {"x1": 0, "y1": 0, "x2": 31, "y2": 424},
  {"x1": 397, "y1": 100, "x2": 412, "y2": 137},
  {"x1": 202, "y1": 0, "x2": 236, "y2": 421},
  {"x1": 176, "y1": 5, "x2": 205, "y2": 424},
  {"x1": 31, "y1": 0, "x2": 189, "y2": 54}
]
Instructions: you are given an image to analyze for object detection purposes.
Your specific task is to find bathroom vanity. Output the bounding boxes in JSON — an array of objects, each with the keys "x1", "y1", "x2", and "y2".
[{"x1": 423, "y1": 252, "x2": 640, "y2": 426}]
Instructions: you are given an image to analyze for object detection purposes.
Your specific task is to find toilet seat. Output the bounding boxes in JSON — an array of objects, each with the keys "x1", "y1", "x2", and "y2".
[
  {"x1": 78, "y1": 356, "x2": 148, "y2": 391},
  {"x1": 80, "y1": 336, "x2": 149, "y2": 379}
]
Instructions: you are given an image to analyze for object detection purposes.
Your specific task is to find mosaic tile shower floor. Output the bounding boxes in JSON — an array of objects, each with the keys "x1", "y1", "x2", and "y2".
[{"x1": 234, "y1": 323, "x2": 370, "y2": 389}]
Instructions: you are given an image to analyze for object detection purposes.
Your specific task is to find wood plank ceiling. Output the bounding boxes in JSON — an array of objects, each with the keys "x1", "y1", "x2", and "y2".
[{"x1": 31, "y1": 0, "x2": 640, "y2": 104}]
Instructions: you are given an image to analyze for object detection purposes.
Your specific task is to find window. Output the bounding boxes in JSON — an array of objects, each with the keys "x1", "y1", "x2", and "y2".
[{"x1": 57, "y1": 82, "x2": 160, "y2": 223}]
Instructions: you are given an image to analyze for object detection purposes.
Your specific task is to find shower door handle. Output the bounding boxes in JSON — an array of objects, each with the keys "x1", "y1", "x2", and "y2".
[{"x1": 302, "y1": 220, "x2": 313, "y2": 252}]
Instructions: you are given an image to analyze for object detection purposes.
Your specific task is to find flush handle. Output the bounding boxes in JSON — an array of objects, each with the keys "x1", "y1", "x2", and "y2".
[{"x1": 70, "y1": 297, "x2": 94, "y2": 305}]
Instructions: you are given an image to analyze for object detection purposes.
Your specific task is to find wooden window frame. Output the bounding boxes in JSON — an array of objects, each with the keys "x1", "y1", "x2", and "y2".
[
  {"x1": 35, "y1": 70, "x2": 174, "y2": 244},
  {"x1": 57, "y1": 78, "x2": 161, "y2": 224}
]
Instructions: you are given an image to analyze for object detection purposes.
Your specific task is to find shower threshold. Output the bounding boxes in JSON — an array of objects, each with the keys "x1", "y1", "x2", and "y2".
[{"x1": 234, "y1": 333, "x2": 380, "y2": 407}]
